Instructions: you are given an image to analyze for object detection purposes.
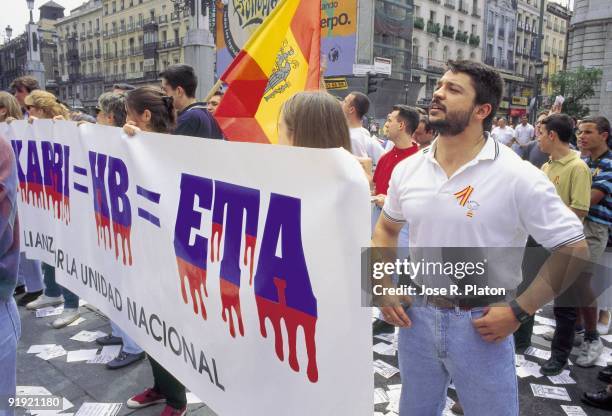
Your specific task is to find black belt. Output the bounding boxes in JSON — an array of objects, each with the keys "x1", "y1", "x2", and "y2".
[{"x1": 425, "y1": 295, "x2": 506, "y2": 309}]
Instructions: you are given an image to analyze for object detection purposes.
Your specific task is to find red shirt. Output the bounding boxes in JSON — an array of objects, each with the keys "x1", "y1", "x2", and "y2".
[{"x1": 373, "y1": 144, "x2": 419, "y2": 195}]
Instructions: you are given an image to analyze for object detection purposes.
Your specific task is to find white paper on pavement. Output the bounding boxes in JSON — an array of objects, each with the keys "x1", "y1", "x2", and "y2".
[
  {"x1": 530, "y1": 384, "x2": 571, "y2": 401},
  {"x1": 68, "y1": 317, "x2": 86, "y2": 327},
  {"x1": 515, "y1": 354, "x2": 526, "y2": 367},
  {"x1": 532, "y1": 325, "x2": 553, "y2": 335},
  {"x1": 74, "y1": 403, "x2": 122, "y2": 416},
  {"x1": 36, "y1": 346, "x2": 67, "y2": 361},
  {"x1": 516, "y1": 360, "x2": 543, "y2": 378},
  {"x1": 16, "y1": 386, "x2": 51, "y2": 396},
  {"x1": 534, "y1": 316, "x2": 557, "y2": 327},
  {"x1": 67, "y1": 349, "x2": 99, "y2": 362},
  {"x1": 101, "y1": 345, "x2": 121, "y2": 357},
  {"x1": 600, "y1": 334, "x2": 612, "y2": 343},
  {"x1": 35, "y1": 306, "x2": 64, "y2": 318},
  {"x1": 374, "y1": 388, "x2": 389, "y2": 405},
  {"x1": 70, "y1": 331, "x2": 106, "y2": 343},
  {"x1": 560, "y1": 405, "x2": 588, "y2": 416},
  {"x1": 373, "y1": 360, "x2": 400, "y2": 379},
  {"x1": 524, "y1": 346, "x2": 551, "y2": 360},
  {"x1": 373, "y1": 343, "x2": 396, "y2": 356},
  {"x1": 27, "y1": 345, "x2": 57, "y2": 354},
  {"x1": 186, "y1": 392, "x2": 203, "y2": 404},
  {"x1": 87, "y1": 346, "x2": 121, "y2": 364},
  {"x1": 547, "y1": 370, "x2": 576, "y2": 385}
]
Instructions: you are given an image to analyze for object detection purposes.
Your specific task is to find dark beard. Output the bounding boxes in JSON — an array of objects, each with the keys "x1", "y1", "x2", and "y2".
[{"x1": 429, "y1": 106, "x2": 474, "y2": 136}]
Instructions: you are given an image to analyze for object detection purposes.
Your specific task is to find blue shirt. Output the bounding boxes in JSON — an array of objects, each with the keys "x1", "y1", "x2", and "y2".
[
  {"x1": 0, "y1": 136, "x2": 20, "y2": 302},
  {"x1": 175, "y1": 102, "x2": 224, "y2": 140},
  {"x1": 586, "y1": 149, "x2": 612, "y2": 226}
]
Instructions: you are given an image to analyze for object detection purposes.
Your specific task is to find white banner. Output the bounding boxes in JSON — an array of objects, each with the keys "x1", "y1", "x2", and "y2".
[{"x1": 1, "y1": 120, "x2": 373, "y2": 415}]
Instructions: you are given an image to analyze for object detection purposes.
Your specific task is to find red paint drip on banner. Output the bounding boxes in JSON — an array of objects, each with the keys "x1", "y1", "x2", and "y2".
[
  {"x1": 210, "y1": 222, "x2": 223, "y2": 262},
  {"x1": 112, "y1": 222, "x2": 132, "y2": 265},
  {"x1": 220, "y1": 279, "x2": 244, "y2": 337},
  {"x1": 176, "y1": 257, "x2": 208, "y2": 319},
  {"x1": 256, "y1": 277, "x2": 319, "y2": 383},
  {"x1": 244, "y1": 235, "x2": 257, "y2": 286},
  {"x1": 27, "y1": 183, "x2": 46, "y2": 209}
]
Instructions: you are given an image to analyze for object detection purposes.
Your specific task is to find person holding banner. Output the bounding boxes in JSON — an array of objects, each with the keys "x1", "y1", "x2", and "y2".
[
  {"x1": 373, "y1": 60, "x2": 588, "y2": 415},
  {"x1": 122, "y1": 86, "x2": 187, "y2": 416},
  {"x1": 20, "y1": 90, "x2": 82, "y2": 329},
  {"x1": 0, "y1": 122, "x2": 21, "y2": 416}
]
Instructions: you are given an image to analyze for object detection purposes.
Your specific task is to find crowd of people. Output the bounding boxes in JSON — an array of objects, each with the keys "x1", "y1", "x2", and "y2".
[{"x1": 0, "y1": 58, "x2": 610, "y2": 416}]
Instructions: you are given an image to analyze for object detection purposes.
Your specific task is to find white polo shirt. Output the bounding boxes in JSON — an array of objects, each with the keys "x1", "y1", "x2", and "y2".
[
  {"x1": 491, "y1": 126, "x2": 515, "y2": 146},
  {"x1": 515, "y1": 123, "x2": 535, "y2": 146},
  {"x1": 350, "y1": 127, "x2": 385, "y2": 165},
  {"x1": 382, "y1": 134, "x2": 585, "y2": 289}
]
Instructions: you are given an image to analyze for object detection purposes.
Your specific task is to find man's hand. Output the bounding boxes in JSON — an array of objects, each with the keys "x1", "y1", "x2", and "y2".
[
  {"x1": 379, "y1": 305, "x2": 412, "y2": 328},
  {"x1": 472, "y1": 305, "x2": 520, "y2": 343},
  {"x1": 373, "y1": 194, "x2": 386, "y2": 208}
]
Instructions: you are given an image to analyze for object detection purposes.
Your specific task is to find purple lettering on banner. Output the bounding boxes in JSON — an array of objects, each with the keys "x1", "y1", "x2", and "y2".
[
  {"x1": 40, "y1": 142, "x2": 64, "y2": 221},
  {"x1": 62, "y1": 145, "x2": 70, "y2": 223},
  {"x1": 108, "y1": 156, "x2": 132, "y2": 265},
  {"x1": 173, "y1": 173, "x2": 213, "y2": 320},
  {"x1": 25, "y1": 140, "x2": 45, "y2": 208},
  {"x1": 210, "y1": 180, "x2": 260, "y2": 338},
  {"x1": 10, "y1": 140, "x2": 26, "y2": 200},
  {"x1": 254, "y1": 194, "x2": 318, "y2": 383},
  {"x1": 89, "y1": 151, "x2": 112, "y2": 249}
]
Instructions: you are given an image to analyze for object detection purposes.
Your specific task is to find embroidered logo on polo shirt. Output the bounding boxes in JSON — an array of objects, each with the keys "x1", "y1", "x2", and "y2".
[
  {"x1": 553, "y1": 176, "x2": 560, "y2": 185},
  {"x1": 454, "y1": 186, "x2": 479, "y2": 218}
]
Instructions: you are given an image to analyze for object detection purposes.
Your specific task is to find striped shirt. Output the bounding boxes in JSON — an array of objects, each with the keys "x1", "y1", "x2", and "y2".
[{"x1": 586, "y1": 150, "x2": 612, "y2": 226}]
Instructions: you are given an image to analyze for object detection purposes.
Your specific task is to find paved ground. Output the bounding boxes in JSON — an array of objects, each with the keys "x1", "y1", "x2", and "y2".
[
  {"x1": 15, "y1": 301, "x2": 217, "y2": 416},
  {"x1": 15, "y1": 298, "x2": 612, "y2": 415}
]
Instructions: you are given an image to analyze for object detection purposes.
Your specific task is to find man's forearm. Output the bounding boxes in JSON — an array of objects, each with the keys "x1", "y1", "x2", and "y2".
[{"x1": 516, "y1": 241, "x2": 589, "y2": 314}]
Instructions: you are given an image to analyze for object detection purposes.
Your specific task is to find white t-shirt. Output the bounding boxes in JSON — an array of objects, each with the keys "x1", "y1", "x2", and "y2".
[
  {"x1": 491, "y1": 126, "x2": 515, "y2": 146},
  {"x1": 350, "y1": 127, "x2": 384, "y2": 165},
  {"x1": 382, "y1": 135, "x2": 585, "y2": 290},
  {"x1": 515, "y1": 123, "x2": 535, "y2": 146}
]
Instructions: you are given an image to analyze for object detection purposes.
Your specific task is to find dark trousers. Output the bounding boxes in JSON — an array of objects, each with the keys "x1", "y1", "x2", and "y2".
[
  {"x1": 150, "y1": 357, "x2": 186, "y2": 409},
  {"x1": 551, "y1": 306, "x2": 577, "y2": 363},
  {"x1": 514, "y1": 236, "x2": 549, "y2": 351}
]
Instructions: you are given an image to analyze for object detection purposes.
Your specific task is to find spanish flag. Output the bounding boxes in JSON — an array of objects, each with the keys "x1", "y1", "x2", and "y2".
[{"x1": 214, "y1": 0, "x2": 321, "y2": 144}]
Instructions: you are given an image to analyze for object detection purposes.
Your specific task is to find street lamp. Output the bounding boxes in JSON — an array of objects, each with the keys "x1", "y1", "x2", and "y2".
[
  {"x1": 5, "y1": 25, "x2": 12, "y2": 41},
  {"x1": 26, "y1": 0, "x2": 35, "y2": 23}
]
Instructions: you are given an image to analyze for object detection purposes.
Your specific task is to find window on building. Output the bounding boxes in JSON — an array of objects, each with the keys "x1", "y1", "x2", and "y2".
[
  {"x1": 442, "y1": 46, "x2": 449, "y2": 61},
  {"x1": 415, "y1": 5, "x2": 420, "y2": 17},
  {"x1": 112, "y1": 1, "x2": 116, "y2": 13},
  {"x1": 522, "y1": 63, "x2": 527, "y2": 76},
  {"x1": 457, "y1": 49, "x2": 463, "y2": 60},
  {"x1": 430, "y1": 10, "x2": 436, "y2": 22},
  {"x1": 428, "y1": 42, "x2": 435, "y2": 61},
  {"x1": 445, "y1": 15, "x2": 451, "y2": 26},
  {"x1": 130, "y1": 62, "x2": 135, "y2": 72},
  {"x1": 470, "y1": 51, "x2": 476, "y2": 60},
  {"x1": 139, "y1": 61, "x2": 143, "y2": 72},
  {"x1": 471, "y1": 24, "x2": 476, "y2": 34},
  {"x1": 162, "y1": 31, "x2": 167, "y2": 42},
  {"x1": 104, "y1": 5, "x2": 108, "y2": 15},
  {"x1": 121, "y1": 0, "x2": 124, "y2": 10},
  {"x1": 96, "y1": 19, "x2": 99, "y2": 30}
]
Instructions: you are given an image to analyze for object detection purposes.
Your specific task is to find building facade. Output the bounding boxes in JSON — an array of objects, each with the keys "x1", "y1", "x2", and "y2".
[
  {"x1": 410, "y1": 0, "x2": 485, "y2": 106},
  {"x1": 55, "y1": 0, "x2": 103, "y2": 109},
  {"x1": 567, "y1": 0, "x2": 612, "y2": 119},
  {"x1": 542, "y1": 1, "x2": 570, "y2": 98}
]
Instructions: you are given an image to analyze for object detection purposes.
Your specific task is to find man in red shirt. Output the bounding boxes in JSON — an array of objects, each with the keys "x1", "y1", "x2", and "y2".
[
  {"x1": 371, "y1": 105, "x2": 420, "y2": 335},
  {"x1": 373, "y1": 105, "x2": 420, "y2": 202}
]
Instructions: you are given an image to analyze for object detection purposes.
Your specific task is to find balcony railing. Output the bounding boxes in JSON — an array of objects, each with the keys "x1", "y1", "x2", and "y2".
[
  {"x1": 444, "y1": 0, "x2": 455, "y2": 9},
  {"x1": 427, "y1": 58, "x2": 446, "y2": 72},
  {"x1": 159, "y1": 15, "x2": 168, "y2": 24},
  {"x1": 412, "y1": 56, "x2": 426, "y2": 69},
  {"x1": 472, "y1": 6, "x2": 481, "y2": 17},
  {"x1": 469, "y1": 34, "x2": 480, "y2": 47},
  {"x1": 426, "y1": 20, "x2": 441, "y2": 36},
  {"x1": 455, "y1": 31, "x2": 469, "y2": 43},
  {"x1": 442, "y1": 25, "x2": 455, "y2": 38},
  {"x1": 414, "y1": 16, "x2": 424, "y2": 30},
  {"x1": 457, "y1": 0, "x2": 468, "y2": 13},
  {"x1": 158, "y1": 38, "x2": 183, "y2": 49},
  {"x1": 87, "y1": 51, "x2": 93, "y2": 59}
]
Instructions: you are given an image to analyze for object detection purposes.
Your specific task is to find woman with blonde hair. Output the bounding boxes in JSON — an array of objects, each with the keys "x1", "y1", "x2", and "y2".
[
  {"x1": 0, "y1": 92, "x2": 23, "y2": 122},
  {"x1": 24, "y1": 90, "x2": 69, "y2": 120}
]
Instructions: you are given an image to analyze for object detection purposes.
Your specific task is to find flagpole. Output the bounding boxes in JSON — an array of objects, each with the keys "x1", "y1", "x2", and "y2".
[{"x1": 203, "y1": 79, "x2": 223, "y2": 103}]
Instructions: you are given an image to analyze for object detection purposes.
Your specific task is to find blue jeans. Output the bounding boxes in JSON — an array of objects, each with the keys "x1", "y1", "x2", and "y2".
[
  {"x1": 398, "y1": 297, "x2": 518, "y2": 416},
  {"x1": 110, "y1": 321, "x2": 143, "y2": 355},
  {"x1": 0, "y1": 298, "x2": 20, "y2": 416},
  {"x1": 17, "y1": 253, "x2": 44, "y2": 293},
  {"x1": 42, "y1": 263, "x2": 79, "y2": 309}
]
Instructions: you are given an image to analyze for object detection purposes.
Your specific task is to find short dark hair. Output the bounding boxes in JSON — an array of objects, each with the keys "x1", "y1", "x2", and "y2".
[
  {"x1": 112, "y1": 83, "x2": 135, "y2": 92},
  {"x1": 541, "y1": 114, "x2": 573, "y2": 143},
  {"x1": 212, "y1": 90, "x2": 224, "y2": 98},
  {"x1": 446, "y1": 60, "x2": 503, "y2": 132},
  {"x1": 349, "y1": 91, "x2": 369, "y2": 119},
  {"x1": 160, "y1": 64, "x2": 198, "y2": 98},
  {"x1": 580, "y1": 116, "x2": 610, "y2": 138},
  {"x1": 9, "y1": 76, "x2": 40, "y2": 93},
  {"x1": 392, "y1": 104, "x2": 420, "y2": 135}
]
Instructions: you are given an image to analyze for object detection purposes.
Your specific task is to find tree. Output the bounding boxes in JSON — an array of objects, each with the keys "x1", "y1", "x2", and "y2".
[{"x1": 550, "y1": 67, "x2": 603, "y2": 118}]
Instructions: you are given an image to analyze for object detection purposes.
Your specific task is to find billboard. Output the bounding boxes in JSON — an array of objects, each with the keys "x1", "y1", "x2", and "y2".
[{"x1": 213, "y1": 0, "x2": 357, "y2": 77}]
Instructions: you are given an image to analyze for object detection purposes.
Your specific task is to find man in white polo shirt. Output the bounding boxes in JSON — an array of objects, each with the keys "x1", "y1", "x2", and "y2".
[
  {"x1": 491, "y1": 117, "x2": 515, "y2": 146},
  {"x1": 372, "y1": 60, "x2": 588, "y2": 416},
  {"x1": 512, "y1": 114, "x2": 536, "y2": 158}
]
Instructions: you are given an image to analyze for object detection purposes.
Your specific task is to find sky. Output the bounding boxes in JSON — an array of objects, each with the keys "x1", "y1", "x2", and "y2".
[{"x1": 0, "y1": 0, "x2": 85, "y2": 43}]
